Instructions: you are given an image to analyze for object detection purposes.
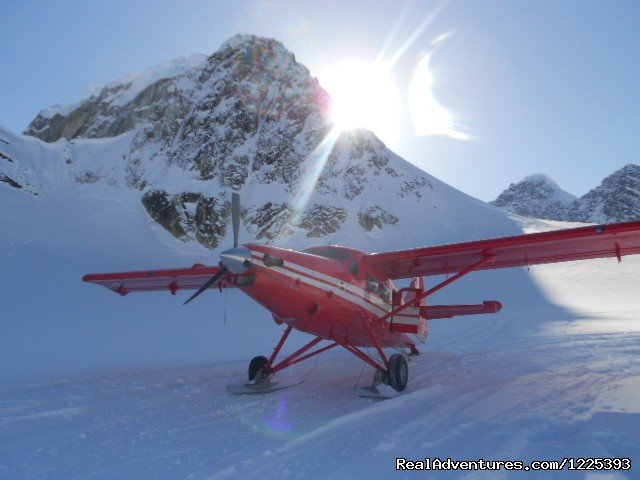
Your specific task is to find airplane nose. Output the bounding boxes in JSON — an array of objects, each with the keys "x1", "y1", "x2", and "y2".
[{"x1": 220, "y1": 246, "x2": 252, "y2": 274}]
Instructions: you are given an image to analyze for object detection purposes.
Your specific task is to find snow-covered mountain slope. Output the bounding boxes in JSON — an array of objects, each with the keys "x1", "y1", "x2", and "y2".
[
  {"x1": 0, "y1": 124, "x2": 134, "y2": 196},
  {"x1": 490, "y1": 174, "x2": 576, "y2": 220},
  {"x1": 492, "y1": 165, "x2": 640, "y2": 223},
  {"x1": 569, "y1": 164, "x2": 640, "y2": 223}
]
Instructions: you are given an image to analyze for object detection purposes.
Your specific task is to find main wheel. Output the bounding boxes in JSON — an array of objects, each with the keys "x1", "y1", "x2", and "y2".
[
  {"x1": 387, "y1": 353, "x2": 408, "y2": 392},
  {"x1": 248, "y1": 355, "x2": 270, "y2": 381}
]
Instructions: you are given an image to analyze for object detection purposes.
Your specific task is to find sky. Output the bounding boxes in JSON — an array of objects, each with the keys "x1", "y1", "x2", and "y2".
[{"x1": 1, "y1": 0, "x2": 639, "y2": 201}]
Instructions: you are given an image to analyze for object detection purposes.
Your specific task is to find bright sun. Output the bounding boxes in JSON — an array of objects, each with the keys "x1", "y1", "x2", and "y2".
[{"x1": 318, "y1": 62, "x2": 401, "y2": 143}]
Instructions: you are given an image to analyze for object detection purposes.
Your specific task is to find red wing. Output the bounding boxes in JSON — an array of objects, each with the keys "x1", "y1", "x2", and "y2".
[
  {"x1": 364, "y1": 221, "x2": 640, "y2": 280},
  {"x1": 83, "y1": 264, "x2": 234, "y2": 295}
]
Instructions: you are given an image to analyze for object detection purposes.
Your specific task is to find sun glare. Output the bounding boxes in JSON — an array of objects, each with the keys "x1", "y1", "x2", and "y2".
[
  {"x1": 408, "y1": 53, "x2": 467, "y2": 140},
  {"x1": 318, "y1": 62, "x2": 401, "y2": 143}
]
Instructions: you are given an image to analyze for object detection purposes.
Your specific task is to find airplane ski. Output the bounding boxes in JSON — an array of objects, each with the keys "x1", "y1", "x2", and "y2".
[
  {"x1": 355, "y1": 385, "x2": 401, "y2": 400},
  {"x1": 227, "y1": 378, "x2": 304, "y2": 395}
]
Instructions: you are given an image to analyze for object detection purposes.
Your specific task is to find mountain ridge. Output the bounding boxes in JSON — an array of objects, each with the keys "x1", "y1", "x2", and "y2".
[{"x1": 492, "y1": 164, "x2": 640, "y2": 223}]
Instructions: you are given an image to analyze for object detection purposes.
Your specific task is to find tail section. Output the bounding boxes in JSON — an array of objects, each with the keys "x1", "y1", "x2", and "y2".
[
  {"x1": 392, "y1": 277, "x2": 429, "y2": 343},
  {"x1": 391, "y1": 276, "x2": 502, "y2": 344}
]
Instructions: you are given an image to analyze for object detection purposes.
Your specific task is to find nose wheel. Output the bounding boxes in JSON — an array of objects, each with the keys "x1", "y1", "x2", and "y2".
[{"x1": 248, "y1": 355, "x2": 272, "y2": 383}]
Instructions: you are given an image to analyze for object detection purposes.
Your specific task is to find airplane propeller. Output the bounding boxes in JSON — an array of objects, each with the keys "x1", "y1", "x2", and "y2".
[
  {"x1": 183, "y1": 191, "x2": 251, "y2": 305},
  {"x1": 182, "y1": 266, "x2": 229, "y2": 305},
  {"x1": 232, "y1": 189, "x2": 240, "y2": 248}
]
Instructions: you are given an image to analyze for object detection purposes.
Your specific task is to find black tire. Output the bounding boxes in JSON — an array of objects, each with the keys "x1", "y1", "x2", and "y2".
[
  {"x1": 248, "y1": 355, "x2": 269, "y2": 381},
  {"x1": 387, "y1": 353, "x2": 408, "y2": 392}
]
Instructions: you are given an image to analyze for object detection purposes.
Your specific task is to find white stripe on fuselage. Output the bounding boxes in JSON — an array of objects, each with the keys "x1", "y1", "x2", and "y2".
[{"x1": 250, "y1": 251, "x2": 390, "y2": 317}]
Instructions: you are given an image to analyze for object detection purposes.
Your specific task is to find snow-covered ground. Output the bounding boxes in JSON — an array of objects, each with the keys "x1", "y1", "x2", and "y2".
[
  {"x1": 2, "y1": 311, "x2": 640, "y2": 479},
  {"x1": 2, "y1": 179, "x2": 640, "y2": 479}
]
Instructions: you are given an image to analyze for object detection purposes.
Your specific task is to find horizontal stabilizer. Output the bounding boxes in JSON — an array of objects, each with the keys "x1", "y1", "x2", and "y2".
[{"x1": 421, "y1": 300, "x2": 502, "y2": 319}]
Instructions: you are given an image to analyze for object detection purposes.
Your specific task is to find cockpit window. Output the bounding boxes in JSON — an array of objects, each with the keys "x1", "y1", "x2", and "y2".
[
  {"x1": 365, "y1": 277, "x2": 391, "y2": 303},
  {"x1": 303, "y1": 246, "x2": 352, "y2": 263},
  {"x1": 378, "y1": 282, "x2": 390, "y2": 303},
  {"x1": 349, "y1": 261, "x2": 359, "y2": 276}
]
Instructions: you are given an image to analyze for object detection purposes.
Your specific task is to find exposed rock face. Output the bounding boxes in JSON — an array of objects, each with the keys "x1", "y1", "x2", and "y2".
[
  {"x1": 1, "y1": 174, "x2": 22, "y2": 189},
  {"x1": 141, "y1": 190, "x2": 230, "y2": 249},
  {"x1": 358, "y1": 206, "x2": 399, "y2": 232},
  {"x1": 491, "y1": 174, "x2": 576, "y2": 220},
  {"x1": 568, "y1": 164, "x2": 640, "y2": 223},
  {"x1": 0, "y1": 132, "x2": 40, "y2": 196},
  {"x1": 19, "y1": 35, "x2": 441, "y2": 248},
  {"x1": 245, "y1": 202, "x2": 295, "y2": 240},
  {"x1": 492, "y1": 166, "x2": 640, "y2": 223},
  {"x1": 298, "y1": 205, "x2": 348, "y2": 237},
  {"x1": 25, "y1": 55, "x2": 208, "y2": 143}
]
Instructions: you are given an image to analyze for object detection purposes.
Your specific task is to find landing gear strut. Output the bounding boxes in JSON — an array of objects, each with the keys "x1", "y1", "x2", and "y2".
[
  {"x1": 229, "y1": 327, "x2": 340, "y2": 395},
  {"x1": 233, "y1": 325, "x2": 414, "y2": 397}
]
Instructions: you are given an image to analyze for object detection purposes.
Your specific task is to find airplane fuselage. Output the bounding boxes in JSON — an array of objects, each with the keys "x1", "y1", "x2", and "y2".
[{"x1": 234, "y1": 244, "x2": 425, "y2": 349}]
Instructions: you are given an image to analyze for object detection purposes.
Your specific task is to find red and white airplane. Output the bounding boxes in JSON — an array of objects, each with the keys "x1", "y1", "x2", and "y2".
[{"x1": 84, "y1": 193, "x2": 640, "y2": 396}]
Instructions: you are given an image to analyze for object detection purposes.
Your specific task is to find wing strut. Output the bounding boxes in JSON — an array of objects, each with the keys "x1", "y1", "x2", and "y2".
[
  {"x1": 361, "y1": 315, "x2": 389, "y2": 368},
  {"x1": 376, "y1": 254, "x2": 496, "y2": 325}
]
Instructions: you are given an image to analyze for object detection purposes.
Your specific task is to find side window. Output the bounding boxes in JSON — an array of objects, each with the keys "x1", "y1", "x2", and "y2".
[
  {"x1": 366, "y1": 276, "x2": 378, "y2": 293},
  {"x1": 366, "y1": 276, "x2": 391, "y2": 303},
  {"x1": 349, "y1": 261, "x2": 359, "y2": 276},
  {"x1": 378, "y1": 282, "x2": 390, "y2": 303}
]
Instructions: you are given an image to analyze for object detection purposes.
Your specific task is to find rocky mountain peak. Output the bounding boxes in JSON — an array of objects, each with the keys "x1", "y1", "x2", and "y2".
[
  {"x1": 568, "y1": 164, "x2": 640, "y2": 223},
  {"x1": 25, "y1": 35, "x2": 325, "y2": 145},
  {"x1": 9, "y1": 35, "x2": 448, "y2": 250},
  {"x1": 490, "y1": 173, "x2": 576, "y2": 220}
]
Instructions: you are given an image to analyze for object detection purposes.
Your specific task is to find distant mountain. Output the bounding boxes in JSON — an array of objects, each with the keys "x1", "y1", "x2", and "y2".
[
  {"x1": 568, "y1": 164, "x2": 640, "y2": 223},
  {"x1": 492, "y1": 165, "x2": 640, "y2": 223},
  {"x1": 1, "y1": 34, "x2": 520, "y2": 253},
  {"x1": 490, "y1": 174, "x2": 576, "y2": 220}
]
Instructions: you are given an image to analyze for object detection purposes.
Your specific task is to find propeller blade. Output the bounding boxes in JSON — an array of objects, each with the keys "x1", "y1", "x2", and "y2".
[
  {"x1": 232, "y1": 192, "x2": 240, "y2": 248},
  {"x1": 183, "y1": 266, "x2": 229, "y2": 305}
]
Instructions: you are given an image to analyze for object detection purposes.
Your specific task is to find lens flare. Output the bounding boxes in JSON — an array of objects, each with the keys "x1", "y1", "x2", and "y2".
[{"x1": 279, "y1": 125, "x2": 342, "y2": 244}]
